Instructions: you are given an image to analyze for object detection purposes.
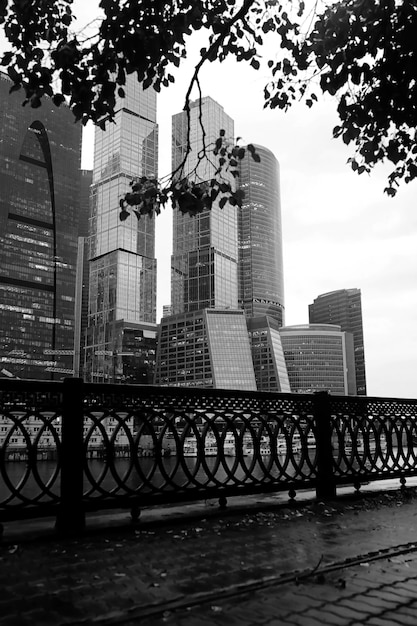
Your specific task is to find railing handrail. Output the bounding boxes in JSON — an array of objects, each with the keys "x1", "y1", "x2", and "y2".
[{"x1": 1, "y1": 377, "x2": 417, "y2": 535}]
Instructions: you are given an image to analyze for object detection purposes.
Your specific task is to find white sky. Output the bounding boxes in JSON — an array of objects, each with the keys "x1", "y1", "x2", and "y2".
[{"x1": 3, "y1": 2, "x2": 417, "y2": 400}]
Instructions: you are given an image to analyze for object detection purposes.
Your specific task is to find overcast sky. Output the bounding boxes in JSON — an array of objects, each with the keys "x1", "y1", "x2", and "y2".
[{"x1": 3, "y1": 3, "x2": 417, "y2": 400}]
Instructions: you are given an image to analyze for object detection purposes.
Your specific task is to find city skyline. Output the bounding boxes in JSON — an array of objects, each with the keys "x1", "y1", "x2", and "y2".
[
  {"x1": 149, "y1": 47, "x2": 417, "y2": 400},
  {"x1": 81, "y1": 78, "x2": 416, "y2": 398},
  {"x1": 1, "y1": 2, "x2": 416, "y2": 398}
]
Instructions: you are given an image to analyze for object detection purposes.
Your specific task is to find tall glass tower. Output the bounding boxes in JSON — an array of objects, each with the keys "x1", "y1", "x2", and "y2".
[
  {"x1": 171, "y1": 97, "x2": 237, "y2": 313},
  {"x1": 238, "y1": 144, "x2": 285, "y2": 327},
  {"x1": 309, "y1": 288, "x2": 367, "y2": 395},
  {"x1": 85, "y1": 77, "x2": 158, "y2": 383},
  {"x1": 0, "y1": 72, "x2": 82, "y2": 380}
]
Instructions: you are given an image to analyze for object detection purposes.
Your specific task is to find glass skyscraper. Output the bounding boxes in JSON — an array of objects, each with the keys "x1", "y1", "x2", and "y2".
[
  {"x1": 154, "y1": 309, "x2": 257, "y2": 390},
  {"x1": 238, "y1": 144, "x2": 285, "y2": 326},
  {"x1": 308, "y1": 288, "x2": 367, "y2": 395},
  {"x1": 0, "y1": 72, "x2": 82, "y2": 380},
  {"x1": 171, "y1": 97, "x2": 237, "y2": 314},
  {"x1": 85, "y1": 77, "x2": 158, "y2": 382},
  {"x1": 280, "y1": 324, "x2": 357, "y2": 395},
  {"x1": 155, "y1": 97, "x2": 258, "y2": 389},
  {"x1": 156, "y1": 99, "x2": 291, "y2": 391},
  {"x1": 247, "y1": 316, "x2": 290, "y2": 392}
]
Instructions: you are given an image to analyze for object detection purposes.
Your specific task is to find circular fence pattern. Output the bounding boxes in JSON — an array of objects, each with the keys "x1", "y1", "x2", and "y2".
[{"x1": 1, "y1": 381, "x2": 417, "y2": 520}]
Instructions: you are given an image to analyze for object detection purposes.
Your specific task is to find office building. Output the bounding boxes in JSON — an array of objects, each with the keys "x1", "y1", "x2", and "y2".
[
  {"x1": 171, "y1": 97, "x2": 237, "y2": 314},
  {"x1": 247, "y1": 317, "x2": 291, "y2": 392},
  {"x1": 0, "y1": 72, "x2": 82, "y2": 380},
  {"x1": 308, "y1": 288, "x2": 367, "y2": 395},
  {"x1": 279, "y1": 324, "x2": 356, "y2": 395},
  {"x1": 238, "y1": 145, "x2": 285, "y2": 326},
  {"x1": 157, "y1": 99, "x2": 291, "y2": 391},
  {"x1": 154, "y1": 309, "x2": 257, "y2": 390},
  {"x1": 162, "y1": 305, "x2": 172, "y2": 318},
  {"x1": 85, "y1": 77, "x2": 158, "y2": 382},
  {"x1": 73, "y1": 169, "x2": 93, "y2": 377}
]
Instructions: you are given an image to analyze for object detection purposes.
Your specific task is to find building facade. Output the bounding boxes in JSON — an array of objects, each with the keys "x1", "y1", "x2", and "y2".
[
  {"x1": 171, "y1": 97, "x2": 238, "y2": 314},
  {"x1": 238, "y1": 145, "x2": 285, "y2": 327},
  {"x1": 85, "y1": 77, "x2": 158, "y2": 382},
  {"x1": 73, "y1": 169, "x2": 93, "y2": 378},
  {"x1": 280, "y1": 324, "x2": 356, "y2": 395},
  {"x1": 247, "y1": 316, "x2": 291, "y2": 392},
  {"x1": 308, "y1": 288, "x2": 367, "y2": 395},
  {"x1": 0, "y1": 72, "x2": 82, "y2": 380},
  {"x1": 154, "y1": 309, "x2": 257, "y2": 390}
]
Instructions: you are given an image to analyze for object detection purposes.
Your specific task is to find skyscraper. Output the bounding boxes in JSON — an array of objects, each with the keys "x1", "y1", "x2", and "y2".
[
  {"x1": 280, "y1": 324, "x2": 357, "y2": 395},
  {"x1": 73, "y1": 169, "x2": 92, "y2": 378},
  {"x1": 247, "y1": 316, "x2": 290, "y2": 392},
  {"x1": 171, "y1": 97, "x2": 237, "y2": 314},
  {"x1": 0, "y1": 72, "x2": 82, "y2": 380},
  {"x1": 238, "y1": 144, "x2": 285, "y2": 326},
  {"x1": 155, "y1": 96, "x2": 258, "y2": 390},
  {"x1": 308, "y1": 289, "x2": 367, "y2": 395},
  {"x1": 85, "y1": 77, "x2": 158, "y2": 382},
  {"x1": 154, "y1": 309, "x2": 257, "y2": 390}
]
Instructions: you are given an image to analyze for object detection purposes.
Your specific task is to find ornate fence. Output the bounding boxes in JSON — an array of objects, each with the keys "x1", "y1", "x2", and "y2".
[{"x1": 0, "y1": 378, "x2": 417, "y2": 533}]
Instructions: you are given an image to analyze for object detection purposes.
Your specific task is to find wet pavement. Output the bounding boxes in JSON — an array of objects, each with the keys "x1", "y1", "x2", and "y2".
[{"x1": 2, "y1": 487, "x2": 417, "y2": 624}]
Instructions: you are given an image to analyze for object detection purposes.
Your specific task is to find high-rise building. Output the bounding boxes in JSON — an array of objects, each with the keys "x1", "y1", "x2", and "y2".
[
  {"x1": 157, "y1": 99, "x2": 291, "y2": 391},
  {"x1": 0, "y1": 72, "x2": 82, "y2": 380},
  {"x1": 155, "y1": 97, "x2": 260, "y2": 389},
  {"x1": 85, "y1": 77, "x2": 158, "y2": 382},
  {"x1": 73, "y1": 169, "x2": 92, "y2": 378},
  {"x1": 280, "y1": 324, "x2": 356, "y2": 395},
  {"x1": 247, "y1": 317, "x2": 291, "y2": 392},
  {"x1": 162, "y1": 305, "x2": 172, "y2": 318},
  {"x1": 154, "y1": 309, "x2": 257, "y2": 390},
  {"x1": 171, "y1": 97, "x2": 237, "y2": 314},
  {"x1": 238, "y1": 144, "x2": 285, "y2": 326},
  {"x1": 308, "y1": 289, "x2": 366, "y2": 395}
]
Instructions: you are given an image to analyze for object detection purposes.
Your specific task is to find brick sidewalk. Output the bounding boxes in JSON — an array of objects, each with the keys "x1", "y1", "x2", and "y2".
[
  {"x1": 1, "y1": 490, "x2": 417, "y2": 625},
  {"x1": 140, "y1": 550, "x2": 417, "y2": 625}
]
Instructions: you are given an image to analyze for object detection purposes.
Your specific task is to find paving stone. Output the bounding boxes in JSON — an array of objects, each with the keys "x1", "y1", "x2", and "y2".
[
  {"x1": 300, "y1": 607, "x2": 352, "y2": 625},
  {"x1": 380, "y1": 611, "x2": 417, "y2": 626},
  {"x1": 4, "y1": 492, "x2": 417, "y2": 625}
]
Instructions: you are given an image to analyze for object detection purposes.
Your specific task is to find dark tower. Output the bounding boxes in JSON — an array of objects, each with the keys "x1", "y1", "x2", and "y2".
[
  {"x1": 309, "y1": 289, "x2": 367, "y2": 395},
  {"x1": 0, "y1": 73, "x2": 82, "y2": 379}
]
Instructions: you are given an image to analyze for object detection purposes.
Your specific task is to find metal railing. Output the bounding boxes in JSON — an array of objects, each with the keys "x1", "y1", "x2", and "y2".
[{"x1": 0, "y1": 378, "x2": 417, "y2": 534}]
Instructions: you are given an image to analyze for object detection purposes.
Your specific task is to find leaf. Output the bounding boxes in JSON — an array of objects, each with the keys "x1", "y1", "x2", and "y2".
[
  {"x1": 52, "y1": 94, "x2": 66, "y2": 106},
  {"x1": 1, "y1": 51, "x2": 13, "y2": 66}
]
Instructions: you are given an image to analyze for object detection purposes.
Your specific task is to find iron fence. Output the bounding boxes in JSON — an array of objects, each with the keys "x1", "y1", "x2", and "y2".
[{"x1": 0, "y1": 378, "x2": 416, "y2": 534}]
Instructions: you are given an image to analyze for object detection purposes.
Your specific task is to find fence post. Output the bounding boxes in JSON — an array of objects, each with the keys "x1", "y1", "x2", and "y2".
[
  {"x1": 55, "y1": 377, "x2": 85, "y2": 534},
  {"x1": 314, "y1": 391, "x2": 336, "y2": 500}
]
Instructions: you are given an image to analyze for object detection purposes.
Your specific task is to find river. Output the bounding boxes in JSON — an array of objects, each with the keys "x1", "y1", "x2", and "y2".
[{"x1": 0, "y1": 452, "x2": 315, "y2": 503}]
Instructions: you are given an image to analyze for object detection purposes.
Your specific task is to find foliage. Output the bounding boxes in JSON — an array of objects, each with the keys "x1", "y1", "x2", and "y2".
[
  {"x1": 119, "y1": 131, "x2": 251, "y2": 220},
  {"x1": 1, "y1": 0, "x2": 416, "y2": 201},
  {"x1": 264, "y1": 0, "x2": 417, "y2": 196}
]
